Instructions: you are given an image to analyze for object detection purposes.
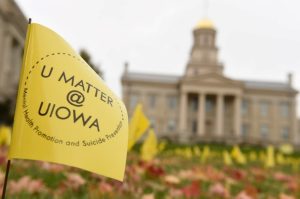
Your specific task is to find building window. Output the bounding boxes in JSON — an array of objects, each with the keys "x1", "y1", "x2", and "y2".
[
  {"x1": 189, "y1": 97, "x2": 198, "y2": 112},
  {"x1": 260, "y1": 124, "x2": 269, "y2": 138},
  {"x1": 200, "y1": 35, "x2": 207, "y2": 46},
  {"x1": 241, "y1": 124, "x2": 249, "y2": 137},
  {"x1": 200, "y1": 35, "x2": 212, "y2": 47},
  {"x1": 130, "y1": 94, "x2": 138, "y2": 109},
  {"x1": 259, "y1": 101, "x2": 269, "y2": 117},
  {"x1": 224, "y1": 102, "x2": 229, "y2": 113},
  {"x1": 192, "y1": 120, "x2": 197, "y2": 134},
  {"x1": 11, "y1": 38, "x2": 20, "y2": 67},
  {"x1": 280, "y1": 102, "x2": 290, "y2": 118},
  {"x1": 208, "y1": 35, "x2": 213, "y2": 47},
  {"x1": 281, "y1": 127, "x2": 290, "y2": 140},
  {"x1": 167, "y1": 96, "x2": 177, "y2": 109},
  {"x1": 205, "y1": 98, "x2": 214, "y2": 113},
  {"x1": 148, "y1": 94, "x2": 156, "y2": 108},
  {"x1": 8, "y1": 38, "x2": 21, "y2": 85},
  {"x1": 167, "y1": 119, "x2": 176, "y2": 132},
  {"x1": 206, "y1": 98, "x2": 213, "y2": 113},
  {"x1": 242, "y1": 99, "x2": 249, "y2": 116}
]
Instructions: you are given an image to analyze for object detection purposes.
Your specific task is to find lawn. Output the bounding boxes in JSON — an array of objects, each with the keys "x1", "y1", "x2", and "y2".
[{"x1": 0, "y1": 143, "x2": 299, "y2": 199}]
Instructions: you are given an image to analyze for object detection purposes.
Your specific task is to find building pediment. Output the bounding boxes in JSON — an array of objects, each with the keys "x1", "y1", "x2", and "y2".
[{"x1": 181, "y1": 73, "x2": 243, "y2": 88}]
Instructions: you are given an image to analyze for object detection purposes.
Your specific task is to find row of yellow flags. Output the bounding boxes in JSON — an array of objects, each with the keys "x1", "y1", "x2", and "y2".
[
  {"x1": 168, "y1": 144, "x2": 300, "y2": 170},
  {"x1": 126, "y1": 103, "x2": 300, "y2": 171},
  {"x1": 127, "y1": 103, "x2": 159, "y2": 161},
  {"x1": 2, "y1": 100, "x2": 298, "y2": 167},
  {"x1": 2, "y1": 100, "x2": 299, "y2": 168},
  {"x1": 2, "y1": 119, "x2": 299, "y2": 170}
]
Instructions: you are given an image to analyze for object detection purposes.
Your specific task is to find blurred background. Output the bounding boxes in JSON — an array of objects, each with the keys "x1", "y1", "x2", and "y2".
[{"x1": 1, "y1": 0, "x2": 300, "y2": 198}]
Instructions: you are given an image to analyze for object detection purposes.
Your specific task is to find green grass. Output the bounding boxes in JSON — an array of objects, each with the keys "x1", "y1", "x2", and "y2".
[{"x1": 3, "y1": 143, "x2": 300, "y2": 198}]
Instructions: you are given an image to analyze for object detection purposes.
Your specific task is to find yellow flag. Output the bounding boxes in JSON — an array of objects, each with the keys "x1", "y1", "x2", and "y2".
[
  {"x1": 276, "y1": 153, "x2": 285, "y2": 165},
  {"x1": 249, "y1": 151, "x2": 257, "y2": 162},
  {"x1": 141, "y1": 129, "x2": 157, "y2": 161},
  {"x1": 201, "y1": 146, "x2": 210, "y2": 163},
  {"x1": 279, "y1": 144, "x2": 294, "y2": 155},
  {"x1": 184, "y1": 147, "x2": 193, "y2": 159},
  {"x1": 265, "y1": 145, "x2": 275, "y2": 168},
  {"x1": 128, "y1": 103, "x2": 150, "y2": 150},
  {"x1": 8, "y1": 23, "x2": 128, "y2": 181},
  {"x1": 223, "y1": 151, "x2": 232, "y2": 166},
  {"x1": 231, "y1": 145, "x2": 246, "y2": 165},
  {"x1": 259, "y1": 151, "x2": 266, "y2": 162},
  {"x1": 157, "y1": 140, "x2": 167, "y2": 153},
  {"x1": 236, "y1": 153, "x2": 247, "y2": 165},
  {"x1": 0, "y1": 125, "x2": 11, "y2": 145},
  {"x1": 231, "y1": 145, "x2": 240, "y2": 159},
  {"x1": 193, "y1": 146, "x2": 201, "y2": 157}
]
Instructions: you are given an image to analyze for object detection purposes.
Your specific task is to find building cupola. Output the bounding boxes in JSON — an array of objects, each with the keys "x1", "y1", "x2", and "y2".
[{"x1": 185, "y1": 18, "x2": 223, "y2": 77}]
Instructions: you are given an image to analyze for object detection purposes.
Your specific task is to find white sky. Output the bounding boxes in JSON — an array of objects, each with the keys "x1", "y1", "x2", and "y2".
[{"x1": 16, "y1": 0, "x2": 300, "y2": 114}]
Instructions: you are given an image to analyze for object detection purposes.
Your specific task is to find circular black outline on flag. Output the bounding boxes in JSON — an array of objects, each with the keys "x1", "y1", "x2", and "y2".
[{"x1": 22, "y1": 53, "x2": 126, "y2": 146}]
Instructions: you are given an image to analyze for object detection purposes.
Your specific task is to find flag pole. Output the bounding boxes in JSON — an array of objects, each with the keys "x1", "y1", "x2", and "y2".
[
  {"x1": 1, "y1": 17, "x2": 32, "y2": 199},
  {"x1": 1, "y1": 160, "x2": 11, "y2": 199}
]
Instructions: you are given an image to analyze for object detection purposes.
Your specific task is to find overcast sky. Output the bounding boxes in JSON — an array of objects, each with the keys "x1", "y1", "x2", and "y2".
[{"x1": 16, "y1": 0, "x2": 300, "y2": 113}]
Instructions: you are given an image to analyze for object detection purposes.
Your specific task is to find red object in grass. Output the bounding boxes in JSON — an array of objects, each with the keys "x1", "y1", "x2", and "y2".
[{"x1": 181, "y1": 181, "x2": 201, "y2": 198}]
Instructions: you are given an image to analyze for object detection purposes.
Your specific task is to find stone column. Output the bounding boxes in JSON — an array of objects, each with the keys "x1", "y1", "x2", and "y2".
[
  {"x1": 216, "y1": 93, "x2": 224, "y2": 137},
  {"x1": 234, "y1": 95, "x2": 241, "y2": 138},
  {"x1": 271, "y1": 99, "x2": 278, "y2": 143},
  {"x1": 291, "y1": 99, "x2": 298, "y2": 145},
  {"x1": 197, "y1": 93, "x2": 206, "y2": 136},
  {"x1": 179, "y1": 92, "x2": 187, "y2": 134},
  {"x1": 251, "y1": 97, "x2": 258, "y2": 142}
]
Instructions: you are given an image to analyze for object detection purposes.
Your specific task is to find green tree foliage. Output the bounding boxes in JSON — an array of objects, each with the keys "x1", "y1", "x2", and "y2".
[
  {"x1": 79, "y1": 49, "x2": 104, "y2": 79},
  {"x1": 0, "y1": 99, "x2": 13, "y2": 125}
]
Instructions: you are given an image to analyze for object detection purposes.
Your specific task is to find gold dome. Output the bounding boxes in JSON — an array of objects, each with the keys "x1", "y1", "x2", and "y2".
[{"x1": 195, "y1": 18, "x2": 214, "y2": 29}]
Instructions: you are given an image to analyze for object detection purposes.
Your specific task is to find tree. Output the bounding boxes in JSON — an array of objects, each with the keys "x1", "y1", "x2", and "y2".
[
  {"x1": 79, "y1": 49, "x2": 104, "y2": 79},
  {"x1": 0, "y1": 99, "x2": 14, "y2": 125}
]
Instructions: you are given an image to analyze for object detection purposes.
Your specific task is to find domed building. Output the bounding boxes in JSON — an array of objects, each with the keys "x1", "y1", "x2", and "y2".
[{"x1": 121, "y1": 19, "x2": 299, "y2": 146}]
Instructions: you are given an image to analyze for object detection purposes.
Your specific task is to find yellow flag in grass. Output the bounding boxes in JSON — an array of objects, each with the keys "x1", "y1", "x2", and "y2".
[
  {"x1": 193, "y1": 146, "x2": 201, "y2": 157},
  {"x1": 279, "y1": 144, "x2": 294, "y2": 155},
  {"x1": 0, "y1": 126, "x2": 11, "y2": 146},
  {"x1": 223, "y1": 151, "x2": 232, "y2": 166},
  {"x1": 8, "y1": 23, "x2": 128, "y2": 181},
  {"x1": 128, "y1": 103, "x2": 150, "y2": 150},
  {"x1": 276, "y1": 153, "x2": 285, "y2": 165},
  {"x1": 265, "y1": 145, "x2": 275, "y2": 168},
  {"x1": 249, "y1": 151, "x2": 257, "y2": 162},
  {"x1": 231, "y1": 145, "x2": 246, "y2": 165},
  {"x1": 200, "y1": 146, "x2": 210, "y2": 163},
  {"x1": 157, "y1": 140, "x2": 167, "y2": 153},
  {"x1": 141, "y1": 128, "x2": 158, "y2": 161}
]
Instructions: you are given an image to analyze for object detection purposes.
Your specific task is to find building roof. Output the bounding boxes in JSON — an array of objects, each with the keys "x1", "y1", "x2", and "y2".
[
  {"x1": 195, "y1": 18, "x2": 215, "y2": 29},
  {"x1": 242, "y1": 80, "x2": 293, "y2": 91},
  {"x1": 123, "y1": 72, "x2": 180, "y2": 84},
  {"x1": 123, "y1": 72, "x2": 295, "y2": 92}
]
